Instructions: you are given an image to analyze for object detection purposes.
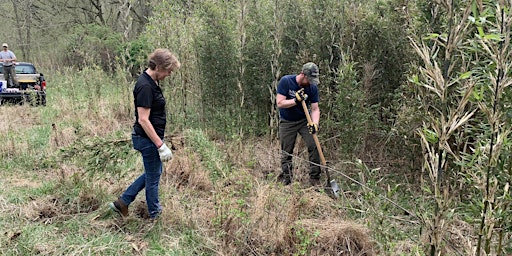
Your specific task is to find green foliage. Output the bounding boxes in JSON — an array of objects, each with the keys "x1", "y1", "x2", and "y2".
[
  {"x1": 401, "y1": 1, "x2": 512, "y2": 254},
  {"x1": 63, "y1": 24, "x2": 124, "y2": 72},
  {"x1": 119, "y1": 35, "x2": 152, "y2": 77},
  {"x1": 341, "y1": 159, "x2": 421, "y2": 253},
  {"x1": 58, "y1": 136, "x2": 136, "y2": 179},
  {"x1": 322, "y1": 57, "x2": 374, "y2": 155},
  {"x1": 185, "y1": 129, "x2": 231, "y2": 181},
  {"x1": 240, "y1": 1, "x2": 276, "y2": 135},
  {"x1": 293, "y1": 225, "x2": 319, "y2": 256},
  {"x1": 195, "y1": 1, "x2": 240, "y2": 137},
  {"x1": 349, "y1": 1, "x2": 412, "y2": 121}
]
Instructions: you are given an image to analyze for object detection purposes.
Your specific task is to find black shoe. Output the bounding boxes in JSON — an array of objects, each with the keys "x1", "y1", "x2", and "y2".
[
  {"x1": 309, "y1": 178, "x2": 321, "y2": 187},
  {"x1": 277, "y1": 173, "x2": 292, "y2": 185},
  {"x1": 109, "y1": 198, "x2": 128, "y2": 217}
]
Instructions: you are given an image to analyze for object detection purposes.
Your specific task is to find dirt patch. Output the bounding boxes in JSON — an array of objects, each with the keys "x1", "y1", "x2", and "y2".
[
  {"x1": 22, "y1": 192, "x2": 101, "y2": 223},
  {"x1": 163, "y1": 149, "x2": 213, "y2": 193},
  {"x1": 10, "y1": 179, "x2": 41, "y2": 189}
]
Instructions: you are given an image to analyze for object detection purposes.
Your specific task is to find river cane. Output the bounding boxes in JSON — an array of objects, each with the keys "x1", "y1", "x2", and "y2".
[{"x1": 301, "y1": 100, "x2": 340, "y2": 198}]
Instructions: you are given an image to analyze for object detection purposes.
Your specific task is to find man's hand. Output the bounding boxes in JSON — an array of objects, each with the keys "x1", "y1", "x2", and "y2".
[
  {"x1": 157, "y1": 143, "x2": 173, "y2": 162},
  {"x1": 307, "y1": 123, "x2": 318, "y2": 134},
  {"x1": 294, "y1": 88, "x2": 308, "y2": 105}
]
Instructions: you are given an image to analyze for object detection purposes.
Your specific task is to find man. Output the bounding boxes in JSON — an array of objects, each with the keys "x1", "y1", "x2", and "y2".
[
  {"x1": 276, "y1": 62, "x2": 321, "y2": 186},
  {"x1": 0, "y1": 43, "x2": 17, "y2": 88}
]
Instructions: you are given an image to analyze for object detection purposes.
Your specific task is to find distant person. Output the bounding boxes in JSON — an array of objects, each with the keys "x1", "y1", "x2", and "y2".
[
  {"x1": 276, "y1": 62, "x2": 321, "y2": 186},
  {"x1": 0, "y1": 43, "x2": 17, "y2": 88},
  {"x1": 109, "y1": 48, "x2": 181, "y2": 220}
]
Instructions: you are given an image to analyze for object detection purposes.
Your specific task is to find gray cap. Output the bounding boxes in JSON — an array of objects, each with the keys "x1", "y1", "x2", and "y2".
[{"x1": 302, "y1": 62, "x2": 319, "y2": 85}]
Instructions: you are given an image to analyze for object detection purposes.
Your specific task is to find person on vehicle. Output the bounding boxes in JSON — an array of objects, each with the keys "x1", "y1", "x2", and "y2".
[
  {"x1": 276, "y1": 62, "x2": 321, "y2": 186},
  {"x1": 0, "y1": 43, "x2": 17, "y2": 88},
  {"x1": 109, "y1": 48, "x2": 181, "y2": 220}
]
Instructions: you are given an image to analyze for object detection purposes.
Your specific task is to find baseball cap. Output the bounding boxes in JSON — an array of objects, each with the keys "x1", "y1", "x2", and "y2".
[
  {"x1": 2, "y1": 43, "x2": 7, "y2": 47},
  {"x1": 302, "y1": 62, "x2": 319, "y2": 85}
]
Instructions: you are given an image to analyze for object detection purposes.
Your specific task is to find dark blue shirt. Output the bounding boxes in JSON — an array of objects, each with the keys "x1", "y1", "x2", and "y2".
[
  {"x1": 277, "y1": 75, "x2": 319, "y2": 121},
  {"x1": 132, "y1": 71, "x2": 166, "y2": 137}
]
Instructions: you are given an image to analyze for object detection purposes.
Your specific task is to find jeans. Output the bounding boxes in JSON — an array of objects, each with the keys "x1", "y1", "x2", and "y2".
[
  {"x1": 279, "y1": 119, "x2": 321, "y2": 180},
  {"x1": 120, "y1": 134, "x2": 163, "y2": 218}
]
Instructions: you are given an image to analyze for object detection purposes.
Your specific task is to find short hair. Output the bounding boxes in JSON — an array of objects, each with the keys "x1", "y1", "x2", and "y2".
[{"x1": 148, "y1": 48, "x2": 181, "y2": 72}]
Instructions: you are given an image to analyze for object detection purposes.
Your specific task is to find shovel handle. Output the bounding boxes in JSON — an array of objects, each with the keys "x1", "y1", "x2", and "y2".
[
  {"x1": 300, "y1": 100, "x2": 326, "y2": 166},
  {"x1": 301, "y1": 100, "x2": 338, "y2": 198}
]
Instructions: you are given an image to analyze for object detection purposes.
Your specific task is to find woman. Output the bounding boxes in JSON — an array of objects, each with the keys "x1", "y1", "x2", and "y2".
[{"x1": 109, "y1": 48, "x2": 181, "y2": 220}]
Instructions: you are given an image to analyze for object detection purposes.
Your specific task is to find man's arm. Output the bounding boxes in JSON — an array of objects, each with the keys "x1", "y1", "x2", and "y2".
[
  {"x1": 310, "y1": 102, "x2": 320, "y2": 125},
  {"x1": 276, "y1": 93, "x2": 298, "y2": 109}
]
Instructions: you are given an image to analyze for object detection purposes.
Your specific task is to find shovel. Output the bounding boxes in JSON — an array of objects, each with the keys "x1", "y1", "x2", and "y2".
[{"x1": 301, "y1": 100, "x2": 340, "y2": 198}]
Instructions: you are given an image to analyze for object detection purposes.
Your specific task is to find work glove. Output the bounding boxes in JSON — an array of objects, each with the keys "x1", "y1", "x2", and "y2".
[
  {"x1": 157, "y1": 143, "x2": 173, "y2": 162},
  {"x1": 308, "y1": 123, "x2": 318, "y2": 134},
  {"x1": 294, "y1": 88, "x2": 308, "y2": 105}
]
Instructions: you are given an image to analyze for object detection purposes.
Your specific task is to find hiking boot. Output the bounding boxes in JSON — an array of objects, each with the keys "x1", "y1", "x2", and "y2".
[
  {"x1": 109, "y1": 198, "x2": 128, "y2": 217},
  {"x1": 309, "y1": 178, "x2": 321, "y2": 187},
  {"x1": 277, "y1": 173, "x2": 292, "y2": 186}
]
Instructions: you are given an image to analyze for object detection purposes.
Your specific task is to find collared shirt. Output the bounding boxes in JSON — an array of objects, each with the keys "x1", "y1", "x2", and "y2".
[{"x1": 132, "y1": 70, "x2": 167, "y2": 137}]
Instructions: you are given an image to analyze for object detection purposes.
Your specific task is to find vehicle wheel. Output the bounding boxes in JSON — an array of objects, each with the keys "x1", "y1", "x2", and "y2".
[
  {"x1": 22, "y1": 94, "x2": 31, "y2": 105},
  {"x1": 37, "y1": 94, "x2": 46, "y2": 106}
]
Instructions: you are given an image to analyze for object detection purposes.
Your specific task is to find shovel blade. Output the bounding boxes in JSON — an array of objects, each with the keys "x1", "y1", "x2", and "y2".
[
  {"x1": 324, "y1": 179, "x2": 340, "y2": 199},
  {"x1": 330, "y1": 180, "x2": 340, "y2": 198}
]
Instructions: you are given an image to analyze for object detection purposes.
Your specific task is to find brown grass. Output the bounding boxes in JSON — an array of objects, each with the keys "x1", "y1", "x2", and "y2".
[
  {"x1": 297, "y1": 219, "x2": 375, "y2": 256},
  {"x1": 154, "y1": 136, "x2": 376, "y2": 255}
]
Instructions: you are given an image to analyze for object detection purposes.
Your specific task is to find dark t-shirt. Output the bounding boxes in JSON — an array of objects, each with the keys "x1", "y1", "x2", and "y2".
[
  {"x1": 276, "y1": 74, "x2": 319, "y2": 121},
  {"x1": 132, "y1": 71, "x2": 166, "y2": 137}
]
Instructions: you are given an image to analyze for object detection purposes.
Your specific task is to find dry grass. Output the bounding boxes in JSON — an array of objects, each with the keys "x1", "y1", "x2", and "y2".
[
  {"x1": 1, "y1": 99, "x2": 484, "y2": 255},
  {"x1": 150, "y1": 135, "x2": 376, "y2": 255},
  {"x1": 0, "y1": 70, "x2": 379, "y2": 255}
]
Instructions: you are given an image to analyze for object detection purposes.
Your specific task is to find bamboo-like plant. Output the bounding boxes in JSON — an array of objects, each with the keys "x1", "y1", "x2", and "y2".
[
  {"x1": 410, "y1": 1, "x2": 476, "y2": 255},
  {"x1": 411, "y1": 1, "x2": 512, "y2": 255},
  {"x1": 466, "y1": 3, "x2": 512, "y2": 255}
]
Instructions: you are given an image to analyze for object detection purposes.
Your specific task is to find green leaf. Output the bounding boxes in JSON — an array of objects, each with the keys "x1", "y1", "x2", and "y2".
[
  {"x1": 471, "y1": 1, "x2": 478, "y2": 19},
  {"x1": 472, "y1": 86, "x2": 484, "y2": 101},
  {"x1": 459, "y1": 71, "x2": 472, "y2": 79},
  {"x1": 409, "y1": 74, "x2": 421, "y2": 85},
  {"x1": 422, "y1": 127, "x2": 439, "y2": 144},
  {"x1": 423, "y1": 33, "x2": 440, "y2": 40},
  {"x1": 477, "y1": 27, "x2": 485, "y2": 37},
  {"x1": 483, "y1": 34, "x2": 502, "y2": 41}
]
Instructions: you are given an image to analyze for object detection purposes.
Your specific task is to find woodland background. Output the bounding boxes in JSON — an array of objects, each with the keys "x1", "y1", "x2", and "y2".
[{"x1": 0, "y1": 0, "x2": 511, "y2": 255}]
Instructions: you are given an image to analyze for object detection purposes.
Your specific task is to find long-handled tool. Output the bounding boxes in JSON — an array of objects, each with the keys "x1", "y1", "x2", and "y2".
[{"x1": 301, "y1": 100, "x2": 340, "y2": 198}]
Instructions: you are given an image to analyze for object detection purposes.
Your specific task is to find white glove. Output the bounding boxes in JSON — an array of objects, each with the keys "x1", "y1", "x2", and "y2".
[{"x1": 157, "y1": 143, "x2": 173, "y2": 162}]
